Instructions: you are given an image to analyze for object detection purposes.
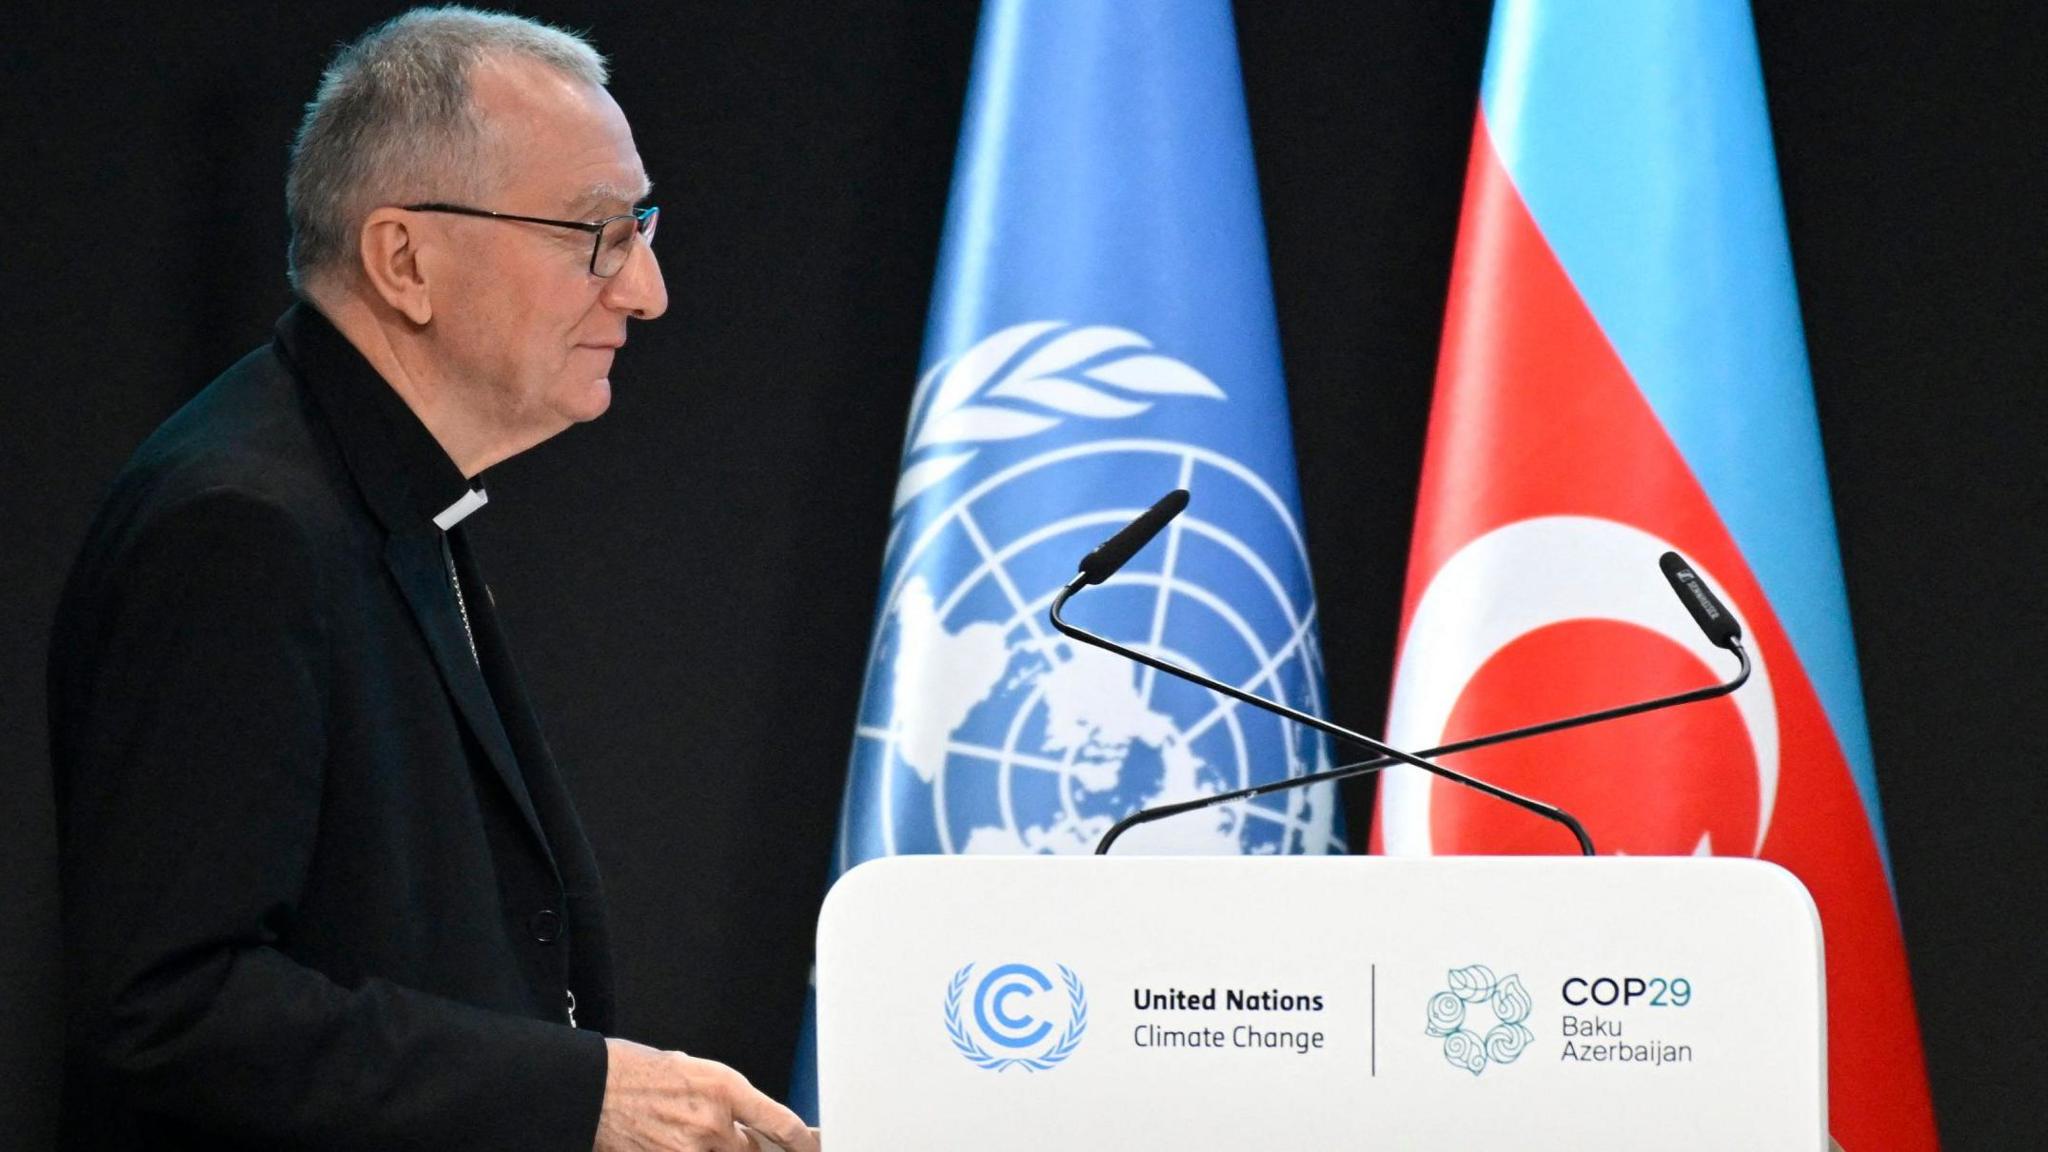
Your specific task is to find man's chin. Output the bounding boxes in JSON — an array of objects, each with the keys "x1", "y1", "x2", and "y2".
[{"x1": 560, "y1": 378, "x2": 614, "y2": 424}]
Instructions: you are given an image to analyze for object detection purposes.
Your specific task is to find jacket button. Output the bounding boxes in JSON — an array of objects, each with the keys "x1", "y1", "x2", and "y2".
[{"x1": 529, "y1": 909, "x2": 563, "y2": 944}]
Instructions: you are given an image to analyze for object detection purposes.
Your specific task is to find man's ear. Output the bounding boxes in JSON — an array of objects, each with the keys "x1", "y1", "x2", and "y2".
[{"x1": 358, "y1": 207, "x2": 434, "y2": 325}]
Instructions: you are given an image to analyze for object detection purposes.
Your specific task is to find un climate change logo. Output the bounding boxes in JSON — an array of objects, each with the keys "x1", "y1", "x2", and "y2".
[
  {"x1": 1425, "y1": 964, "x2": 1534, "y2": 1076},
  {"x1": 945, "y1": 962, "x2": 1088, "y2": 1072},
  {"x1": 854, "y1": 321, "x2": 1343, "y2": 861}
]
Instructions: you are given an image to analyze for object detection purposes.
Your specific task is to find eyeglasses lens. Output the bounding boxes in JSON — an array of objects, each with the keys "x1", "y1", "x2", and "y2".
[{"x1": 594, "y1": 209, "x2": 658, "y2": 277}]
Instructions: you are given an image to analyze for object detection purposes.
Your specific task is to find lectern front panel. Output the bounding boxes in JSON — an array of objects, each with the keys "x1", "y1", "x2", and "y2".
[{"x1": 817, "y1": 856, "x2": 1824, "y2": 1150}]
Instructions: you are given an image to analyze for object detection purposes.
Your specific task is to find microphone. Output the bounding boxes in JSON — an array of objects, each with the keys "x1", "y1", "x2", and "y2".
[
  {"x1": 1060, "y1": 493, "x2": 1752, "y2": 854},
  {"x1": 1052, "y1": 491, "x2": 1599, "y2": 856},
  {"x1": 1077, "y1": 489, "x2": 1189, "y2": 586},
  {"x1": 1660, "y1": 551, "x2": 1742, "y2": 649}
]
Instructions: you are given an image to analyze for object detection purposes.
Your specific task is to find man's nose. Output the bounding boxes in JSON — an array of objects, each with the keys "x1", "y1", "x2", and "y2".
[{"x1": 604, "y1": 237, "x2": 667, "y2": 320}]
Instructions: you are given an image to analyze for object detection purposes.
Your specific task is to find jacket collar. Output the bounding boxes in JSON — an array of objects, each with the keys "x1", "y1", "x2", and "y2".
[{"x1": 275, "y1": 302, "x2": 485, "y2": 538}]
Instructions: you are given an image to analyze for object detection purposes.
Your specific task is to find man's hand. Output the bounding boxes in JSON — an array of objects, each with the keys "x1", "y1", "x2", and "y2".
[{"x1": 594, "y1": 1038, "x2": 821, "y2": 1152}]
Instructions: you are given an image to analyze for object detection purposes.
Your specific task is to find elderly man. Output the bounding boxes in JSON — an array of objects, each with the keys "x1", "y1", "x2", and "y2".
[{"x1": 47, "y1": 9, "x2": 816, "y2": 1151}]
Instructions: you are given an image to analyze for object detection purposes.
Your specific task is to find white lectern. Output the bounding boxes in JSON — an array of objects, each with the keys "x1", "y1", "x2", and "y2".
[{"x1": 817, "y1": 855, "x2": 1825, "y2": 1150}]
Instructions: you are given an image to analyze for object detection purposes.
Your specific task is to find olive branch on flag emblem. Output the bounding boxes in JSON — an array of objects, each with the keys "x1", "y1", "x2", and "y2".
[{"x1": 894, "y1": 321, "x2": 1226, "y2": 510}]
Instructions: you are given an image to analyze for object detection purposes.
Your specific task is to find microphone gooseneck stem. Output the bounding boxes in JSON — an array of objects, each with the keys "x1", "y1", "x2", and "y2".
[
  {"x1": 1090, "y1": 633, "x2": 1750, "y2": 854},
  {"x1": 1050, "y1": 577, "x2": 1599, "y2": 857}
]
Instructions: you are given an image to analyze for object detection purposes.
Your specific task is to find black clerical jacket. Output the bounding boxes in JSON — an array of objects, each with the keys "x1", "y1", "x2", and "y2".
[{"x1": 48, "y1": 304, "x2": 615, "y2": 1150}]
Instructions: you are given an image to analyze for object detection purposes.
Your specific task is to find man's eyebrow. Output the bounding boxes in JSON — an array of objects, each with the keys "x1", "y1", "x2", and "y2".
[{"x1": 567, "y1": 176, "x2": 653, "y2": 218}]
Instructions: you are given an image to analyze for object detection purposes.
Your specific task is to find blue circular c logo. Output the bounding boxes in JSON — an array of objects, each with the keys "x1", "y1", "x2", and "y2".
[
  {"x1": 973, "y1": 963, "x2": 1054, "y2": 1049},
  {"x1": 946, "y1": 961, "x2": 1089, "y2": 1072}
]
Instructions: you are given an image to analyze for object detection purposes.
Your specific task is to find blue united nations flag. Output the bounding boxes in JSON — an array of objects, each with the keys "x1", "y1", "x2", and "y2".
[{"x1": 791, "y1": 0, "x2": 1340, "y2": 1116}]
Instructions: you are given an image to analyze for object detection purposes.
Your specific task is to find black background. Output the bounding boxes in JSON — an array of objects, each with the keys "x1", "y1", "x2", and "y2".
[{"x1": 3, "y1": 2, "x2": 2042, "y2": 1146}]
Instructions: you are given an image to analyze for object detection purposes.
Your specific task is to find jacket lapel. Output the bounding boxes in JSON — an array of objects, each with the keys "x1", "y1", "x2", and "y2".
[
  {"x1": 279, "y1": 304, "x2": 559, "y2": 870},
  {"x1": 384, "y1": 533, "x2": 553, "y2": 862}
]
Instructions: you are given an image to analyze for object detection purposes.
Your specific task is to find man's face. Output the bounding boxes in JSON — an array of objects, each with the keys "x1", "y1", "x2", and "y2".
[{"x1": 423, "y1": 56, "x2": 667, "y2": 445}]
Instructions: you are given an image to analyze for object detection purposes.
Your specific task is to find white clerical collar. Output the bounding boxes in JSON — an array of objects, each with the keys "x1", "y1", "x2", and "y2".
[{"x1": 432, "y1": 486, "x2": 490, "y2": 531}]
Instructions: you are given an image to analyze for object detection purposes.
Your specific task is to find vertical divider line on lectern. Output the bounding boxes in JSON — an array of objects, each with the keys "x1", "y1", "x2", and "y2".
[{"x1": 1371, "y1": 963, "x2": 1378, "y2": 1078}]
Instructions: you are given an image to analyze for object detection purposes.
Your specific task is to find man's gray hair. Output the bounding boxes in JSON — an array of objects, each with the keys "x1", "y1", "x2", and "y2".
[{"x1": 286, "y1": 6, "x2": 608, "y2": 294}]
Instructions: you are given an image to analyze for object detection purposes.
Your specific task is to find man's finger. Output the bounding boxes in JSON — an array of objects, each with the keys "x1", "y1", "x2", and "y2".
[
  {"x1": 701, "y1": 1120, "x2": 751, "y2": 1152},
  {"x1": 728, "y1": 1092, "x2": 820, "y2": 1152},
  {"x1": 739, "y1": 1122, "x2": 816, "y2": 1152}
]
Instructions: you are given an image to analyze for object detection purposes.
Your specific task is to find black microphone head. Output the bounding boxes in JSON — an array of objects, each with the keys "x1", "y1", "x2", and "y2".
[
  {"x1": 1659, "y1": 551, "x2": 1743, "y2": 649},
  {"x1": 1077, "y1": 489, "x2": 1190, "y2": 586}
]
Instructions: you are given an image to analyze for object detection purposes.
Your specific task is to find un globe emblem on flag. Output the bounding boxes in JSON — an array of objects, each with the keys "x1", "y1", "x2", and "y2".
[{"x1": 846, "y1": 323, "x2": 1342, "y2": 860}]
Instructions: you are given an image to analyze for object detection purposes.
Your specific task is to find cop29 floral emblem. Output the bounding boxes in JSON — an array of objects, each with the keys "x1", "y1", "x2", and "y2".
[
  {"x1": 945, "y1": 962, "x2": 1088, "y2": 1072},
  {"x1": 1425, "y1": 964, "x2": 1534, "y2": 1075}
]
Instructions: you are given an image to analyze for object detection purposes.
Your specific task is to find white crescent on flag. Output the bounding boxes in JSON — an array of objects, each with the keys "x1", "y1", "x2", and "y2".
[{"x1": 1380, "y1": 515, "x2": 1778, "y2": 857}]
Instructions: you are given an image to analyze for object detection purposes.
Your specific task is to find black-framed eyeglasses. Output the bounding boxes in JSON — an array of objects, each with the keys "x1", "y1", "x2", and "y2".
[{"x1": 403, "y1": 202, "x2": 659, "y2": 277}]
